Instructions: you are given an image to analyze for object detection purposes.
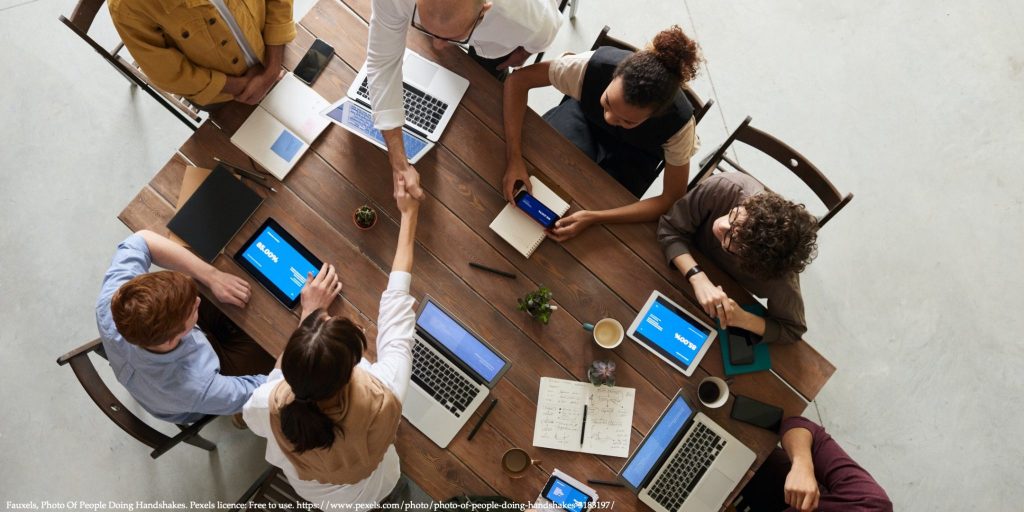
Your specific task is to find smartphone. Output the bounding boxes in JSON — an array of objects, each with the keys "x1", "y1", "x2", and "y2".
[
  {"x1": 730, "y1": 394, "x2": 784, "y2": 432},
  {"x1": 514, "y1": 184, "x2": 561, "y2": 229},
  {"x1": 728, "y1": 328, "x2": 755, "y2": 365},
  {"x1": 541, "y1": 474, "x2": 594, "y2": 512},
  {"x1": 294, "y1": 39, "x2": 334, "y2": 85}
]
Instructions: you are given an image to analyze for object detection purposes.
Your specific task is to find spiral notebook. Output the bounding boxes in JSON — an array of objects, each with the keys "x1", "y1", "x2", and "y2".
[{"x1": 489, "y1": 176, "x2": 570, "y2": 258}]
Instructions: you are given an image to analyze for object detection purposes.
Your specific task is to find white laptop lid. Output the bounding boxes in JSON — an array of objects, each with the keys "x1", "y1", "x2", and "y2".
[{"x1": 627, "y1": 291, "x2": 717, "y2": 377}]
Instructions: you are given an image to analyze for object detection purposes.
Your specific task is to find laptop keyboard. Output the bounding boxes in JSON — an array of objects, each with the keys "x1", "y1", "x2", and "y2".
[
  {"x1": 647, "y1": 422, "x2": 726, "y2": 511},
  {"x1": 356, "y1": 78, "x2": 448, "y2": 134},
  {"x1": 411, "y1": 339, "x2": 480, "y2": 417}
]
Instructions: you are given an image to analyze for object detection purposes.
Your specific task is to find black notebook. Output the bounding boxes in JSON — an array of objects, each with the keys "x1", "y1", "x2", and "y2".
[{"x1": 167, "y1": 165, "x2": 263, "y2": 262}]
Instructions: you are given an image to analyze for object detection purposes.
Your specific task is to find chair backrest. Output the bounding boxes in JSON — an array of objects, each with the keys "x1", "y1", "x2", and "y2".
[
  {"x1": 232, "y1": 467, "x2": 319, "y2": 512},
  {"x1": 56, "y1": 339, "x2": 216, "y2": 458},
  {"x1": 589, "y1": 26, "x2": 714, "y2": 125},
  {"x1": 690, "y1": 116, "x2": 854, "y2": 228}
]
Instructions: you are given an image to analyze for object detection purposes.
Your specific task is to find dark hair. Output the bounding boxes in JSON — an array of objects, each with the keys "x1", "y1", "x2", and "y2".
[
  {"x1": 732, "y1": 192, "x2": 819, "y2": 280},
  {"x1": 279, "y1": 311, "x2": 367, "y2": 453},
  {"x1": 111, "y1": 271, "x2": 197, "y2": 347},
  {"x1": 613, "y1": 25, "x2": 702, "y2": 113}
]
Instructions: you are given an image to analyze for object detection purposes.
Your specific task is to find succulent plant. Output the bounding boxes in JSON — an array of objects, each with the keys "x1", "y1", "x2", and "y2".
[
  {"x1": 517, "y1": 286, "x2": 556, "y2": 324},
  {"x1": 354, "y1": 205, "x2": 377, "y2": 229},
  {"x1": 588, "y1": 360, "x2": 616, "y2": 386}
]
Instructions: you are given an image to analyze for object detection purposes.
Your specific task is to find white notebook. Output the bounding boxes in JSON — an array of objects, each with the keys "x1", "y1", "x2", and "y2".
[
  {"x1": 533, "y1": 377, "x2": 635, "y2": 458},
  {"x1": 230, "y1": 73, "x2": 331, "y2": 180},
  {"x1": 489, "y1": 176, "x2": 570, "y2": 258}
]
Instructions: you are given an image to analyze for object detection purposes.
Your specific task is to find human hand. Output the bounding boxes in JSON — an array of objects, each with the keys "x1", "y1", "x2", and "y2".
[
  {"x1": 207, "y1": 269, "x2": 251, "y2": 308},
  {"x1": 502, "y1": 157, "x2": 530, "y2": 202},
  {"x1": 299, "y1": 263, "x2": 342, "y2": 319},
  {"x1": 393, "y1": 163, "x2": 424, "y2": 200},
  {"x1": 547, "y1": 210, "x2": 594, "y2": 242},
  {"x1": 237, "y1": 67, "x2": 284, "y2": 105},
  {"x1": 692, "y1": 277, "x2": 737, "y2": 327},
  {"x1": 784, "y1": 459, "x2": 820, "y2": 511},
  {"x1": 497, "y1": 46, "x2": 531, "y2": 70},
  {"x1": 395, "y1": 174, "x2": 422, "y2": 216}
]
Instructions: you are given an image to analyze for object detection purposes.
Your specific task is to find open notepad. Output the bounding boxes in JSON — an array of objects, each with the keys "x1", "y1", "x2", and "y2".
[
  {"x1": 489, "y1": 176, "x2": 570, "y2": 258},
  {"x1": 533, "y1": 377, "x2": 635, "y2": 458},
  {"x1": 230, "y1": 73, "x2": 331, "y2": 180}
]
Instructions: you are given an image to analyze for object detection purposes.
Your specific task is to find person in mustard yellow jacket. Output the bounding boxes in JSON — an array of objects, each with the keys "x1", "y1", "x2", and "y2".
[{"x1": 109, "y1": 0, "x2": 295, "y2": 106}]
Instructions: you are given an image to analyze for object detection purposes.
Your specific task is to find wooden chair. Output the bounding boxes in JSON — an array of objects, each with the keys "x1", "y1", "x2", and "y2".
[
  {"x1": 56, "y1": 339, "x2": 218, "y2": 459},
  {"x1": 58, "y1": 0, "x2": 203, "y2": 130},
  {"x1": 231, "y1": 467, "x2": 319, "y2": 511},
  {"x1": 691, "y1": 116, "x2": 853, "y2": 228}
]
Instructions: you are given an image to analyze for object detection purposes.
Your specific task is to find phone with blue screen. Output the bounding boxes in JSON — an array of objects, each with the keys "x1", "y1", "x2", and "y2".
[
  {"x1": 542, "y1": 475, "x2": 594, "y2": 512},
  {"x1": 514, "y1": 184, "x2": 561, "y2": 229}
]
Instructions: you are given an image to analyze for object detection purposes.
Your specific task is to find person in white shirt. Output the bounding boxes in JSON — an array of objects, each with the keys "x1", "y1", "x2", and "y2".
[
  {"x1": 243, "y1": 176, "x2": 422, "y2": 510},
  {"x1": 367, "y1": 0, "x2": 562, "y2": 200}
]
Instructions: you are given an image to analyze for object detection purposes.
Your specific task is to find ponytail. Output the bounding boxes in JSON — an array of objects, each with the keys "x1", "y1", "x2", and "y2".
[
  {"x1": 613, "y1": 25, "x2": 703, "y2": 112},
  {"x1": 279, "y1": 310, "x2": 367, "y2": 453}
]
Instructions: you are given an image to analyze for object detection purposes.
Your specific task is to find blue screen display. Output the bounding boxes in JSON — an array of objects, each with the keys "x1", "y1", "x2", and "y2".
[
  {"x1": 621, "y1": 396, "x2": 692, "y2": 488},
  {"x1": 240, "y1": 226, "x2": 319, "y2": 301},
  {"x1": 635, "y1": 298, "x2": 711, "y2": 367},
  {"x1": 545, "y1": 477, "x2": 592, "y2": 512},
  {"x1": 326, "y1": 102, "x2": 430, "y2": 159},
  {"x1": 418, "y1": 301, "x2": 504, "y2": 382},
  {"x1": 515, "y1": 191, "x2": 559, "y2": 228}
]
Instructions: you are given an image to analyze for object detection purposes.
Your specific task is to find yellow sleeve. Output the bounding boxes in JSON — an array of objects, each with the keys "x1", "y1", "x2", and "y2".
[
  {"x1": 110, "y1": 11, "x2": 230, "y2": 105},
  {"x1": 262, "y1": 0, "x2": 296, "y2": 46}
]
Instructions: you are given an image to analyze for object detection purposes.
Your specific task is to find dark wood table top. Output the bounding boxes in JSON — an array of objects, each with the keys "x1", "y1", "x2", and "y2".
[{"x1": 118, "y1": 0, "x2": 835, "y2": 506}]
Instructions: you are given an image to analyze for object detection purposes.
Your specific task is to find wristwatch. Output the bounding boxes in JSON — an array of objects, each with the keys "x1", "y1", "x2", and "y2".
[{"x1": 684, "y1": 265, "x2": 703, "y2": 281}]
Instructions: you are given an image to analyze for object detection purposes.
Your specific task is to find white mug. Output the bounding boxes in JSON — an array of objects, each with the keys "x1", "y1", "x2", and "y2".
[
  {"x1": 585, "y1": 318, "x2": 624, "y2": 349},
  {"x1": 697, "y1": 376, "x2": 729, "y2": 409}
]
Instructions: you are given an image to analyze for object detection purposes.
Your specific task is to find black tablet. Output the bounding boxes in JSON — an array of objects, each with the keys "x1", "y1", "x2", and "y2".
[{"x1": 234, "y1": 218, "x2": 323, "y2": 309}]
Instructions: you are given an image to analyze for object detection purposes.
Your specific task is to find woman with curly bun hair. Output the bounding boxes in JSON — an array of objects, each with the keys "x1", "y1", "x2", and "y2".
[
  {"x1": 502, "y1": 25, "x2": 704, "y2": 241},
  {"x1": 657, "y1": 173, "x2": 819, "y2": 345}
]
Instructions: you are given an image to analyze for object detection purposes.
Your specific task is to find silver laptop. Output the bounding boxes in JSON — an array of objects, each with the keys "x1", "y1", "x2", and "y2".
[
  {"x1": 322, "y1": 49, "x2": 469, "y2": 164},
  {"x1": 619, "y1": 390, "x2": 756, "y2": 512},
  {"x1": 403, "y1": 297, "x2": 511, "y2": 448}
]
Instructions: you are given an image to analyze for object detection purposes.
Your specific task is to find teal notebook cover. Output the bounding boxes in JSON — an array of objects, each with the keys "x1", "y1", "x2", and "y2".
[{"x1": 718, "y1": 303, "x2": 771, "y2": 376}]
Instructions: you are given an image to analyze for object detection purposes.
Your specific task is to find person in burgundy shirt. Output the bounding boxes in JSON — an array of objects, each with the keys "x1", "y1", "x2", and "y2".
[{"x1": 734, "y1": 417, "x2": 893, "y2": 512}]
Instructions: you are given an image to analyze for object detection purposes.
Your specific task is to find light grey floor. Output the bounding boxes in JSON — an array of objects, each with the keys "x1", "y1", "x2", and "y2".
[{"x1": 2, "y1": 0, "x2": 1022, "y2": 509}]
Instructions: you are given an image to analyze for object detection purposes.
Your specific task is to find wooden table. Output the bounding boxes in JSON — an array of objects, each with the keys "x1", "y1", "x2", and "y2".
[{"x1": 119, "y1": 0, "x2": 835, "y2": 506}]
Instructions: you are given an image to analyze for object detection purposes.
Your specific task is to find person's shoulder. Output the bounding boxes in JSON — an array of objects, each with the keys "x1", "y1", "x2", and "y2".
[{"x1": 108, "y1": 0, "x2": 148, "y2": 20}]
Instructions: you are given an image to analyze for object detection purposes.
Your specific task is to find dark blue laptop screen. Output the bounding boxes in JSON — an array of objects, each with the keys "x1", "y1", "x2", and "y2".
[
  {"x1": 418, "y1": 301, "x2": 504, "y2": 382},
  {"x1": 240, "y1": 225, "x2": 319, "y2": 301},
  {"x1": 634, "y1": 297, "x2": 711, "y2": 367},
  {"x1": 622, "y1": 396, "x2": 692, "y2": 488}
]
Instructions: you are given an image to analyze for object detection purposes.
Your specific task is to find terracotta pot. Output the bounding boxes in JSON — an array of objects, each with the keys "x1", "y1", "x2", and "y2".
[{"x1": 353, "y1": 209, "x2": 377, "y2": 230}]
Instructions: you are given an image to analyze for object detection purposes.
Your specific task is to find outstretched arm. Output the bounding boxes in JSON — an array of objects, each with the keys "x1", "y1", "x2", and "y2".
[
  {"x1": 135, "y1": 230, "x2": 250, "y2": 307},
  {"x1": 502, "y1": 62, "x2": 553, "y2": 201}
]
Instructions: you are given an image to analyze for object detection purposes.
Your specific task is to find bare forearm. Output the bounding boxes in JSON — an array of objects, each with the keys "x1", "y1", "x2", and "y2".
[
  {"x1": 383, "y1": 128, "x2": 408, "y2": 170},
  {"x1": 392, "y1": 211, "x2": 418, "y2": 273},
  {"x1": 589, "y1": 195, "x2": 674, "y2": 225},
  {"x1": 782, "y1": 426, "x2": 815, "y2": 469},
  {"x1": 263, "y1": 44, "x2": 284, "y2": 71},
  {"x1": 502, "y1": 73, "x2": 529, "y2": 161},
  {"x1": 136, "y1": 230, "x2": 216, "y2": 286}
]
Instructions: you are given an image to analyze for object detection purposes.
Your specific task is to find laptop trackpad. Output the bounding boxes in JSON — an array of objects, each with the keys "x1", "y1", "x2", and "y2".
[
  {"x1": 695, "y1": 470, "x2": 734, "y2": 508},
  {"x1": 402, "y1": 388, "x2": 434, "y2": 423},
  {"x1": 404, "y1": 53, "x2": 438, "y2": 88}
]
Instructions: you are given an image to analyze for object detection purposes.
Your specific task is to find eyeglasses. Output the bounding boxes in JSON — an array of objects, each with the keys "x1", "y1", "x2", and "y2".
[
  {"x1": 410, "y1": 4, "x2": 485, "y2": 44},
  {"x1": 723, "y1": 208, "x2": 742, "y2": 254}
]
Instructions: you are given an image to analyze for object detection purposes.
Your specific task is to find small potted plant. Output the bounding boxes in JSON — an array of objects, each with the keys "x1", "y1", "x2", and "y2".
[
  {"x1": 588, "y1": 360, "x2": 616, "y2": 387},
  {"x1": 353, "y1": 205, "x2": 378, "y2": 230},
  {"x1": 517, "y1": 286, "x2": 557, "y2": 324}
]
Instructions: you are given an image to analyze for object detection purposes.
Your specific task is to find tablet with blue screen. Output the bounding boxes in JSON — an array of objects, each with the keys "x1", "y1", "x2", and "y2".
[
  {"x1": 626, "y1": 291, "x2": 716, "y2": 377},
  {"x1": 234, "y1": 218, "x2": 323, "y2": 309}
]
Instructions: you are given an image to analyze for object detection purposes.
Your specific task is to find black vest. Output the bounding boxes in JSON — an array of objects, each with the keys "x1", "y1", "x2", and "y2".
[{"x1": 580, "y1": 47, "x2": 694, "y2": 157}]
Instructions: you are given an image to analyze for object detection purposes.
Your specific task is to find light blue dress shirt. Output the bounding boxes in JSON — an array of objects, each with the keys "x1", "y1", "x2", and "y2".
[{"x1": 95, "y1": 235, "x2": 266, "y2": 424}]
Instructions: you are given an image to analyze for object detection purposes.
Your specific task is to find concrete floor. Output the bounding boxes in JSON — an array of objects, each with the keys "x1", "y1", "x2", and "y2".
[{"x1": 2, "y1": 0, "x2": 1022, "y2": 509}]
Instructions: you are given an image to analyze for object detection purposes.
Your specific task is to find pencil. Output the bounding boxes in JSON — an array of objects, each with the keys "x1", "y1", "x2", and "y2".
[
  {"x1": 586, "y1": 480, "x2": 625, "y2": 487},
  {"x1": 467, "y1": 398, "x2": 498, "y2": 441},
  {"x1": 234, "y1": 172, "x2": 277, "y2": 193},
  {"x1": 469, "y1": 262, "x2": 516, "y2": 279},
  {"x1": 579, "y1": 404, "x2": 588, "y2": 446},
  {"x1": 215, "y1": 157, "x2": 268, "y2": 181}
]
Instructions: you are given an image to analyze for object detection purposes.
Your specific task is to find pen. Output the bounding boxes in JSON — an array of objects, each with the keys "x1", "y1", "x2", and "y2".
[
  {"x1": 579, "y1": 404, "x2": 587, "y2": 446},
  {"x1": 215, "y1": 157, "x2": 268, "y2": 181},
  {"x1": 467, "y1": 398, "x2": 498, "y2": 441},
  {"x1": 586, "y1": 480, "x2": 625, "y2": 488},
  {"x1": 469, "y1": 262, "x2": 516, "y2": 279},
  {"x1": 233, "y1": 171, "x2": 278, "y2": 193}
]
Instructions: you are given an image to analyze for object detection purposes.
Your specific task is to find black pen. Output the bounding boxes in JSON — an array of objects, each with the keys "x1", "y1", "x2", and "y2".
[
  {"x1": 467, "y1": 398, "x2": 498, "y2": 441},
  {"x1": 579, "y1": 404, "x2": 588, "y2": 446},
  {"x1": 469, "y1": 262, "x2": 516, "y2": 279},
  {"x1": 233, "y1": 171, "x2": 278, "y2": 193},
  {"x1": 587, "y1": 480, "x2": 625, "y2": 488},
  {"x1": 215, "y1": 157, "x2": 268, "y2": 181}
]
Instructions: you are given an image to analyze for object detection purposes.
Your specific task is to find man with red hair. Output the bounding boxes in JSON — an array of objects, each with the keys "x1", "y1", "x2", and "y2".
[{"x1": 96, "y1": 230, "x2": 273, "y2": 424}]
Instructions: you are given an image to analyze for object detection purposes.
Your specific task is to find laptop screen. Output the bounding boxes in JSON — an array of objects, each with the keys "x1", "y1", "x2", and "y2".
[
  {"x1": 621, "y1": 395, "x2": 692, "y2": 489},
  {"x1": 417, "y1": 301, "x2": 505, "y2": 382},
  {"x1": 633, "y1": 295, "x2": 712, "y2": 369},
  {"x1": 323, "y1": 100, "x2": 430, "y2": 159}
]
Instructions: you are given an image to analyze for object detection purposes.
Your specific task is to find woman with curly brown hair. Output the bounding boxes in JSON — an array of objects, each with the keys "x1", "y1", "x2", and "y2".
[
  {"x1": 502, "y1": 25, "x2": 703, "y2": 241},
  {"x1": 657, "y1": 173, "x2": 819, "y2": 344}
]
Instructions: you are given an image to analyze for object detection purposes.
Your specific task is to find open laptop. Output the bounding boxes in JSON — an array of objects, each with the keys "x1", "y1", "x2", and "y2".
[
  {"x1": 619, "y1": 390, "x2": 755, "y2": 512},
  {"x1": 322, "y1": 49, "x2": 469, "y2": 164},
  {"x1": 403, "y1": 297, "x2": 511, "y2": 448}
]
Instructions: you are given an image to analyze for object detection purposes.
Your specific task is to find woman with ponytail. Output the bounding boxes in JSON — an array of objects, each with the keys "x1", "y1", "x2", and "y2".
[
  {"x1": 502, "y1": 25, "x2": 704, "y2": 241},
  {"x1": 243, "y1": 176, "x2": 422, "y2": 510}
]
